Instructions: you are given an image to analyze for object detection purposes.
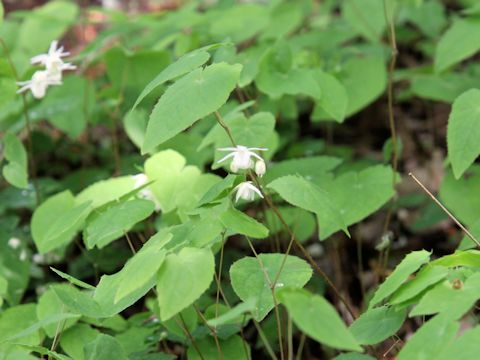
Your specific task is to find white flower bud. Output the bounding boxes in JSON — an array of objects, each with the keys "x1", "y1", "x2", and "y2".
[{"x1": 255, "y1": 159, "x2": 266, "y2": 177}]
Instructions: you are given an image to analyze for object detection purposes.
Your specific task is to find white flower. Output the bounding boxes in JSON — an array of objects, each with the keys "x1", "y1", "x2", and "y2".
[
  {"x1": 132, "y1": 173, "x2": 161, "y2": 211},
  {"x1": 217, "y1": 145, "x2": 267, "y2": 172},
  {"x1": 30, "y1": 40, "x2": 76, "y2": 80},
  {"x1": 254, "y1": 159, "x2": 266, "y2": 177},
  {"x1": 8, "y1": 237, "x2": 21, "y2": 249},
  {"x1": 32, "y1": 253, "x2": 44, "y2": 264},
  {"x1": 17, "y1": 70, "x2": 61, "y2": 99},
  {"x1": 234, "y1": 181, "x2": 264, "y2": 203}
]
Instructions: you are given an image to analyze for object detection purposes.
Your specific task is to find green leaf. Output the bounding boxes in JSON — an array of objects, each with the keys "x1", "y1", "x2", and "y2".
[
  {"x1": 60, "y1": 324, "x2": 99, "y2": 360},
  {"x1": 342, "y1": 0, "x2": 386, "y2": 42},
  {"x1": 207, "y1": 298, "x2": 256, "y2": 327},
  {"x1": 220, "y1": 207, "x2": 269, "y2": 239},
  {"x1": 51, "y1": 285, "x2": 102, "y2": 318},
  {"x1": 18, "y1": 1, "x2": 78, "y2": 55},
  {"x1": 84, "y1": 199, "x2": 155, "y2": 249},
  {"x1": 410, "y1": 272, "x2": 480, "y2": 319},
  {"x1": 230, "y1": 254, "x2": 312, "y2": 321},
  {"x1": 75, "y1": 176, "x2": 136, "y2": 209},
  {"x1": 156, "y1": 247, "x2": 215, "y2": 321},
  {"x1": 0, "y1": 304, "x2": 41, "y2": 346},
  {"x1": 50, "y1": 267, "x2": 95, "y2": 290},
  {"x1": 369, "y1": 250, "x2": 431, "y2": 308},
  {"x1": 440, "y1": 166, "x2": 480, "y2": 226},
  {"x1": 397, "y1": 315, "x2": 458, "y2": 360},
  {"x1": 0, "y1": 2, "x2": 3, "y2": 24},
  {"x1": 447, "y1": 89, "x2": 480, "y2": 178},
  {"x1": 263, "y1": 156, "x2": 341, "y2": 185},
  {"x1": 2, "y1": 133, "x2": 28, "y2": 189},
  {"x1": 197, "y1": 174, "x2": 240, "y2": 206},
  {"x1": 350, "y1": 306, "x2": 406, "y2": 345},
  {"x1": 277, "y1": 288, "x2": 362, "y2": 352},
  {"x1": 437, "y1": 325, "x2": 480, "y2": 360},
  {"x1": 312, "y1": 71, "x2": 349, "y2": 123},
  {"x1": 390, "y1": 265, "x2": 448, "y2": 305},
  {"x1": 33, "y1": 76, "x2": 94, "y2": 138},
  {"x1": 187, "y1": 335, "x2": 250, "y2": 360},
  {"x1": 339, "y1": 56, "x2": 387, "y2": 117},
  {"x1": 84, "y1": 334, "x2": 128, "y2": 360},
  {"x1": 268, "y1": 175, "x2": 348, "y2": 239},
  {"x1": 334, "y1": 354, "x2": 376, "y2": 360},
  {"x1": 144, "y1": 150, "x2": 219, "y2": 214},
  {"x1": 435, "y1": 18, "x2": 480, "y2": 72},
  {"x1": 31, "y1": 191, "x2": 92, "y2": 253},
  {"x1": 432, "y1": 250, "x2": 480, "y2": 267},
  {"x1": 410, "y1": 73, "x2": 479, "y2": 103},
  {"x1": 93, "y1": 270, "x2": 157, "y2": 318},
  {"x1": 209, "y1": 3, "x2": 269, "y2": 43},
  {"x1": 37, "y1": 286, "x2": 80, "y2": 337},
  {"x1": 317, "y1": 165, "x2": 395, "y2": 238},
  {"x1": 115, "y1": 246, "x2": 167, "y2": 303},
  {"x1": 131, "y1": 49, "x2": 211, "y2": 111},
  {"x1": 264, "y1": 206, "x2": 317, "y2": 243},
  {"x1": 142, "y1": 62, "x2": 242, "y2": 153}
]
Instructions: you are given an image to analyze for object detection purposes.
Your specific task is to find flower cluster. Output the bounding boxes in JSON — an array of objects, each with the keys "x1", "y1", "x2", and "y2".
[
  {"x1": 17, "y1": 40, "x2": 76, "y2": 99},
  {"x1": 217, "y1": 145, "x2": 268, "y2": 203}
]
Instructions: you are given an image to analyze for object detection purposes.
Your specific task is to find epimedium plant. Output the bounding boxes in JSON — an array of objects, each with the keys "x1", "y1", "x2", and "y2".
[{"x1": 2, "y1": 0, "x2": 480, "y2": 359}]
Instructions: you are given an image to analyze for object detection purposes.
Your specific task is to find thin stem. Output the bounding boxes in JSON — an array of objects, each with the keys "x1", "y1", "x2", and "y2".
[
  {"x1": 215, "y1": 233, "x2": 227, "y2": 322},
  {"x1": 381, "y1": 0, "x2": 399, "y2": 235},
  {"x1": 214, "y1": 111, "x2": 236, "y2": 147},
  {"x1": 176, "y1": 314, "x2": 204, "y2": 360},
  {"x1": 0, "y1": 37, "x2": 40, "y2": 205},
  {"x1": 193, "y1": 304, "x2": 223, "y2": 360},
  {"x1": 409, "y1": 172, "x2": 480, "y2": 247},
  {"x1": 245, "y1": 236, "x2": 285, "y2": 360},
  {"x1": 295, "y1": 333, "x2": 306, "y2": 360},
  {"x1": 48, "y1": 305, "x2": 67, "y2": 359},
  {"x1": 287, "y1": 314, "x2": 293, "y2": 360},
  {"x1": 124, "y1": 232, "x2": 136, "y2": 254},
  {"x1": 253, "y1": 319, "x2": 279, "y2": 360}
]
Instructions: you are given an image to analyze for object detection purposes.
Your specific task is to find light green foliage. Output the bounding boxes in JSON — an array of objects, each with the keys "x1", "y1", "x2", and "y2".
[
  {"x1": 0, "y1": 304, "x2": 41, "y2": 347},
  {"x1": 437, "y1": 326, "x2": 480, "y2": 360},
  {"x1": 2, "y1": 133, "x2": 28, "y2": 189},
  {"x1": 31, "y1": 190, "x2": 91, "y2": 253},
  {"x1": 36, "y1": 286, "x2": 80, "y2": 337},
  {"x1": 34, "y1": 76, "x2": 94, "y2": 138},
  {"x1": 397, "y1": 315, "x2": 458, "y2": 360},
  {"x1": 342, "y1": 0, "x2": 386, "y2": 42},
  {"x1": 447, "y1": 89, "x2": 480, "y2": 179},
  {"x1": 131, "y1": 49, "x2": 211, "y2": 111},
  {"x1": 312, "y1": 70, "x2": 349, "y2": 123},
  {"x1": 60, "y1": 324, "x2": 99, "y2": 360},
  {"x1": 17, "y1": 1, "x2": 78, "y2": 55},
  {"x1": 339, "y1": 56, "x2": 387, "y2": 116},
  {"x1": 410, "y1": 272, "x2": 480, "y2": 319},
  {"x1": 156, "y1": 247, "x2": 214, "y2": 320},
  {"x1": 390, "y1": 265, "x2": 448, "y2": 304},
  {"x1": 84, "y1": 334, "x2": 128, "y2": 360},
  {"x1": 75, "y1": 176, "x2": 136, "y2": 209},
  {"x1": 230, "y1": 254, "x2": 312, "y2": 321},
  {"x1": 84, "y1": 199, "x2": 155, "y2": 249},
  {"x1": 142, "y1": 62, "x2": 242, "y2": 152},
  {"x1": 350, "y1": 306, "x2": 407, "y2": 345},
  {"x1": 187, "y1": 335, "x2": 250, "y2": 360},
  {"x1": 435, "y1": 18, "x2": 480, "y2": 72},
  {"x1": 115, "y1": 245, "x2": 167, "y2": 303},
  {"x1": 370, "y1": 250, "x2": 431, "y2": 307},
  {"x1": 268, "y1": 175, "x2": 347, "y2": 239},
  {"x1": 440, "y1": 167, "x2": 480, "y2": 226},
  {"x1": 220, "y1": 207, "x2": 269, "y2": 239},
  {"x1": 277, "y1": 288, "x2": 362, "y2": 352},
  {"x1": 144, "y1": 149, "x2": 220, "y2": 215},
  {"x1": 317, "y1": 165, "x2": 395, "y2": 238}
]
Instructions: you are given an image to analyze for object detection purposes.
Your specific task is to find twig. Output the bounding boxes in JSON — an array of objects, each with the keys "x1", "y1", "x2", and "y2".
[
  {"x1": 176, "y1": 314, "x2": 205, "y2": 360},
  {"x1": 381, "y1": 0, "x2": 399, "y2": 236},
  {"x1": 409, "y1": 172, "x2": 480, "y2": 247},
  {"x1": 193, "y1": 304, "x2": 223, "y2": 360}
]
